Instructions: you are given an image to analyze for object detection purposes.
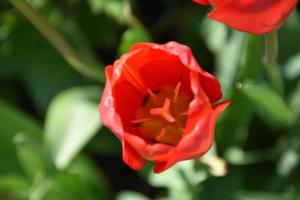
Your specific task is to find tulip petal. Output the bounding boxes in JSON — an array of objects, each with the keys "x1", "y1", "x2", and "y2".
[
  {"x1": 207, "y1": 0, "x2": 298, "y2": 34},
  {"x1": 178, "y1": 100, "x2": 231, "y2": 157},
  {"x1": 153, "y1": 100, "x2": 230, "y2": 173},
  {"x1": 113, "y1": 80, "x2": 144, "y2": 126},
  {"x1": 122, "y1": 140, "x2": 147, "y2": 170},
  {"x1": 163, "y1": 42, "x2": 222, "y2": 103},
  {"x1": 131, "y1": 42, "x2": 222, "y2": 103},
  {"x1": 199, "y1": 71, "x2": 222, "y2": 103},
  {"x1": 99, "y1": 66, "x2": 124, "y2": 139},
  {"x1": 120, "y1": 44, "x2": 190, "y2": 92},
  {"x1": 193, "y1": 0, "x2": 210, "y2": 6},
  {"x1": 124, "y1": 133, "x2": 173, "y2": 160},
  {"x1": 100, "y1": 41, "x2": 230, "y2": 173}
]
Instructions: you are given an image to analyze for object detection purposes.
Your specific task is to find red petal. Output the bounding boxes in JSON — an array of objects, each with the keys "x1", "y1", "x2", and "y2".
[
  {"x1": 208, "y1": 0, "x2": 298, "y2": 34},
  {"x1": 113, "y1": 80, "x2": 144, "y2": 127},
  {"x1": 99, "y1": 66, "x2": 124, "y2": 139},
  {"x1": 113, "y1": 49, "x2": 150, "y2": 94},
  {"x1": 122, "y1": 140, "x2": 147, "y2": 170},
  {"x1": 199, "y1": 71, "x2": 222, "y2": 103},
  {"x1": 138, "y1": 54, "x2": 187, "y2": 91},
  {"x1": 162, "y1": 42, "x2": 222, "y2": 103},
  {"x1": 193, "y1": 0, "x2": 211, "y2": 6},
  {"x1": 131, "y1": 42, "x2": 222, "y2": 103},
  {"x1": 100, "y1": 41, "x2": 228, "y2": 173},
  {"x1": 153, "y1": 100, "x2": 230, "y2": 173},
  {"x1": 124, "y1": 133, "x2": 173, "y2": 160}
]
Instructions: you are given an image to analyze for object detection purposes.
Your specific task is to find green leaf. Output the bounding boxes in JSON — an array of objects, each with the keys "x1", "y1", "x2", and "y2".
[
  {"x1": 15, "y1": 133, "x2": 49, "y2": 181},
  {"x1": 116, "y1": 191, "x2": 150, "y2": 200},
  {"x1": 284, "y1": 53, "x2": 300, "y2": 80},
  {"x1": 278, "y1": 10, "x2": 300, "y2": 63},
  {"x1": 0, "y1": 99, "x2": 42, "y2": 173},
  {"x1": 225, "y1": 146, "x2": 279, "y2": 165},
  {"x1": 44, "y1": 86, "x2": 102, "y2": 169},
  {"x1": 240, "y1": 81, "x2": 294, "y2": 126},
  {"x1": 0, "y1": 175, "x2": 30, "y2": 199},
  {"x1": 87, "y1": 0, "x2": 124, "y2": 24},
  {"x1": 289, "y1": 82, "x2": 300, "y2": 118},
  {"x1": 237, "y1": 191, "x2": 300, "y2": 200},
  {"x1": 0, "y1": 100, "x2": 42, "y2": 137},
  {"x1": 43, "y1": 156, "x2": 111, "y2": 200},
  {"x1": 148, "y1": 160, "x2": 207, "y2": 200},
  {"x1": 29, "y1": 172, "x2": 53, "y2": 200},
  {"x1": 118, "y1": 24, "x2": 151, "y2": 56},
  {"x1": 238, "y1": 34, "x2": 263, "y2": 81},
  {"x1": 201, "y1": 18, "x2": 228, "y2": 54},
  {"x1": 9, "y1": 0, "x2": 103, "y2": 81},
  {"x1": 215, "y1": 35, "x2": 263, "y2": 150},
  {"x1": 215, "y1": 31, "x2": 244, "y2": 96},
  {"x1": 277, "y1": 148, "x2": 299, "y2": 177},
  {"x1": 55, "y1": 11, "x2": 105, "y2": 81},
  {"x1": 1, "y1": 13, "x2": 89, "y2": 114}
]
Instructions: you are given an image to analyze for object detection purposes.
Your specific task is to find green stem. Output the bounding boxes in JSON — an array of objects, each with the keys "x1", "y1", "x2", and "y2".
[
  {"x1": 264, "y1": 31, "x2": 284, "y2": 96},
  {"x1": 265, "y1": 31, "x2": 278, "y2": 66},
  {"x1": 9, "y1": 0, "x2": 104, "y2": 82}
]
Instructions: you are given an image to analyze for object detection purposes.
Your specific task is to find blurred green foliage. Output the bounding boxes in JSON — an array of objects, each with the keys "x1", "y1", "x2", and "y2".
[{"x1": 0, "y1": 0, "x2": 300, "y2": 200}]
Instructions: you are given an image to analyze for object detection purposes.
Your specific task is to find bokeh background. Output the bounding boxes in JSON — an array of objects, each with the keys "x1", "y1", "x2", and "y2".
[{"x1": 1, "y1": 0, "x2": 300, "y2": 199}]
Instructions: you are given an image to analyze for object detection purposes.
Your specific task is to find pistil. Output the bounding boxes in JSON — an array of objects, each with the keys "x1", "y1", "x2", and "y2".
[
  {"x1": 131, "y1": 81, "x2": 190, "y2": 145},
  {"x1": 150, "y1": 98, "x2": 176, "y2": 123}
]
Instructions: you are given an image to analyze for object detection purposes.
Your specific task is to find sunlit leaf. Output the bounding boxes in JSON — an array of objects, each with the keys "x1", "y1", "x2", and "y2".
[
  {"x1": 215, "y1": 35, "x2": 263, "y2": 150},
  {"x1": 201, "y1": 18, "x2": 228, "y2": 54},
  {"x1": 149, "y1": 160, "x2": 207, "y2": 200},
  {"x1": 44, "y1": 86, "x2": 101, "y2": 169},
  {"x1": 87, "y1": 0, "x2": 124, "y2": 23},
  {"x1": 116, "y1": 191, "x2": 150, "y2": 200},
  {"x1": 277, "y1": 148, "x2": 299, "y2": 176},
  {"x1": 284, "y1": 53, "x2": 300, "y2": 80},
  {"x1": 240, "y1": 81, "x2": 294, "y2": 126},
  {"x1": 215, "y1": 31, "x2": 244, "y2": 96}
]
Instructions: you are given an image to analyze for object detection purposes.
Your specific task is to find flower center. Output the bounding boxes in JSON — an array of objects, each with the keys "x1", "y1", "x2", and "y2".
[
  {"x1": 131, "y1": 82, "x2": 191, "y2": 146},
  {"x1": 150, "y1": 98, "x2": 176, "y2": 123}
]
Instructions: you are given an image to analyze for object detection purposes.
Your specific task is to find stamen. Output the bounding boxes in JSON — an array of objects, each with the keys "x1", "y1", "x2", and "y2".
[
  {"x1": 147, "y1": 88, "x2": 159, "y2": 103},
  {"x1": 156, "y1": 128, "x2": 166, "y2": 141},
  {"x1": 174, "y1": 82, "x2": 182, "y2": 102},
  {"x1": 162, "y1": 112, "x2": 176, "y2": 123},
  {"x1": 178, "y1": 111, "x2": 188, "y2": 116},
  {"x1": 150, "y1": 108, "x2": 163, "y2": 115},
  {"x1": 162, "y1": 98, "x2": 171, "y2": 111},
  {"x1": 150, "y1": 98, "x2": 175, "y2": 123},
  {"x1": 135, "y1": 83, "x2": 190, "y2": 146},
  {"x1": 131, "y1": 118, "x2": 152, "y2": 124}
]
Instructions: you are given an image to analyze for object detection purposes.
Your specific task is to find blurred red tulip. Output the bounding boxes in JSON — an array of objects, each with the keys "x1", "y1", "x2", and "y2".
[
  {"x1": 99, "y1": 42, "x2": 230, "y2": 173},
  {"x1": 193, "y1": 0, "x2": 298, "y2": 34}
]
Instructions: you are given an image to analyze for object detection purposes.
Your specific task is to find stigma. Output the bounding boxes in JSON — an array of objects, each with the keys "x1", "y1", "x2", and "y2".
[{"x1": 131, "y1": 82, "x2": 191, "y2": 145}]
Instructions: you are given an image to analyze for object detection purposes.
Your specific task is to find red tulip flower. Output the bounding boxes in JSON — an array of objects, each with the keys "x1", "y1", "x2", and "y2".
[
  {"x1": 194, "y1": 0, "x2": 298, "y2": 34},
  {"x1": 99, "y1": 42, "x2": 230, "y2": 173}
]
